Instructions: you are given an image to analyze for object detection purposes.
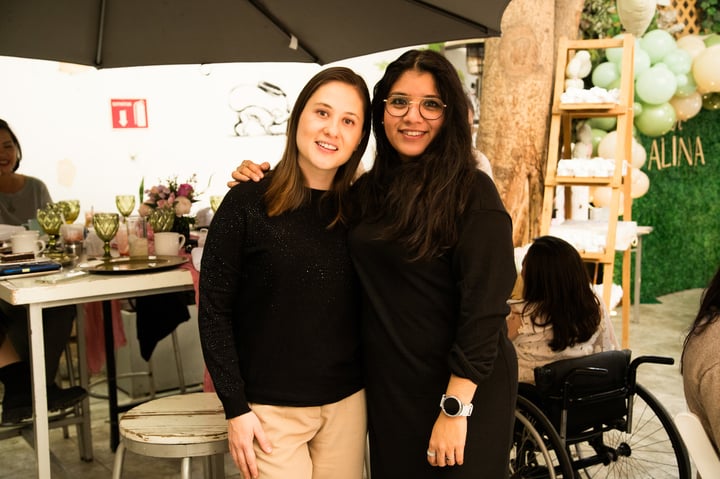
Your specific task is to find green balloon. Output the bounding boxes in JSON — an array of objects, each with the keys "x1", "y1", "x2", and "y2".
[
  {"x1": 588, "y1": 117, "x2": 617, "y2": 131},
  {"x1": 675, "y1": 75, "x2": 698, "y2": 97},
  {"x1": 591, "y1": 128, "x2": 607, "y2": 156},
  {"x1": 635, "y1": 102, "x2": 676, "y2": 137},
  {"x1": 662, "y1": 49, "x2": 692, "y2": 75},
  {"x1": 704, "y1": 33, "x2": 720, "y2": 48},
  {"x1": 634, "y1": 48, "x2": 651, "y2": 78},
  {"x1": 636, "y1": 65, "x2": 677, "y2": 105},
  {"x1": 640, "y1": 29, "x2": 676, "y2": 64},
  {"x1": 591, "y1": 62, "x2": 619, "y2": 88},
  {"x1": 606, "y1": 34, "x2": 627, "y2": 64},
  {"x1": 633, "y1": 102, "x2": 643, "y2": 117},
  {"x1": 607, "y1": 78, "x2": 622, "y2": 90},
  {"x1": 675, "y1": 74, "x2": 688, "y2": 88}
]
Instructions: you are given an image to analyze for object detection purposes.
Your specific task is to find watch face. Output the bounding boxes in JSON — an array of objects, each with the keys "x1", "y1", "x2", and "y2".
[{"x1": 442, "y1": 396, "x2": 462, "y2": 416}]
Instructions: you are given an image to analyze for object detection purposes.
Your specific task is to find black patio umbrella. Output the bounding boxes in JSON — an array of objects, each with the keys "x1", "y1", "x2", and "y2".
[{"x1": 0, "y1": 0, "x2": 509, "y2": 68}]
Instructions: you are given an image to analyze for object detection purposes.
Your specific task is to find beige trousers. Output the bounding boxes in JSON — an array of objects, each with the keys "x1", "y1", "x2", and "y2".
[{"x1": 250, "y1": 389, "x2": 367, "y2": 479}]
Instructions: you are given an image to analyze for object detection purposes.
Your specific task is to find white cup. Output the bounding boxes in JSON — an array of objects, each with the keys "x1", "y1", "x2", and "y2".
[
  {"x1": 11, "y1": 231, "x2": 46, "y2": 255},
  {"x1": 154, "y1": 232, "x2": 186, "y2": 256}
]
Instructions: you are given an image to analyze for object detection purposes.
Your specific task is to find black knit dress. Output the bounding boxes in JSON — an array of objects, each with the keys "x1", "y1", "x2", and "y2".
[{"x1": 349, "y1": 171, "x2": 518, "y2": 478}]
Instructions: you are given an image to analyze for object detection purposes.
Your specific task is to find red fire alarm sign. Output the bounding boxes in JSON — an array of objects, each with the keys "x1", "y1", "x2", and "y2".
[{"x1": 111, "y1": 99, "x2": 148, "y2": 129}]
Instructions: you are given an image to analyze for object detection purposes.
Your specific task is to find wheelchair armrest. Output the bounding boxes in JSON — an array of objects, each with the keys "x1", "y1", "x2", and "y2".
[{"x1": 627, "y1": 355, "x2": 674, "y2": 391}]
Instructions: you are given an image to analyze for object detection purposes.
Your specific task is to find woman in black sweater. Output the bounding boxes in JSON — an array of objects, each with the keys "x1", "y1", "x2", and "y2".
[{"x1": 199, "y1": 67, "x2": 371, "y2": 479}]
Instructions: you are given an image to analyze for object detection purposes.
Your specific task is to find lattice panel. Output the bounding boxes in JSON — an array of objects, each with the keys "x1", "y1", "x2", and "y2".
[{"x1": 659, "y1": 0, "x2": 702, "y2": 37}]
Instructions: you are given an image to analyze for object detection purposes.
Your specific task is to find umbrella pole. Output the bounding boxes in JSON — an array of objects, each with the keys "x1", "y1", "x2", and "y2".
[{"x1": 95, "y1": 0, "x2": 107, "y2": 66}]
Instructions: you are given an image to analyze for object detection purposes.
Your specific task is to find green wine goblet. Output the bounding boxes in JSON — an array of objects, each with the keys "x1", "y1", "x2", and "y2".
[
  {"x1": 210, "y1": 195, "x2": 224, "y2": 213},
  {"x1": 36, "y1": 203, "x2": 65, "y2": 255},
  {"x1": 58, "y1": 199, "x2": 81, "y2": 224},
  {"x1": 93, "y1": 213, "x2": 120, "y2": 259},
  {"x1": 115, "y1": 195, "x2": 136, "y2": 221}
]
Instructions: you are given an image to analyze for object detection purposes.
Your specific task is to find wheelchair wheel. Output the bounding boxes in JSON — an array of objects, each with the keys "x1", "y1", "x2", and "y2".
[
  {"x1": 510, "y1": 396, "x2": 574, "y2": 478},
  {"x1": 572, "y1": 383, "x2": 691, "y2": 479}
]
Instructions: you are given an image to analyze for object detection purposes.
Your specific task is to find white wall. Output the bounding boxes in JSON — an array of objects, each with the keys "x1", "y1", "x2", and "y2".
[{"x1": 1, "y1": 49, "x2": 407, "y2": 219}]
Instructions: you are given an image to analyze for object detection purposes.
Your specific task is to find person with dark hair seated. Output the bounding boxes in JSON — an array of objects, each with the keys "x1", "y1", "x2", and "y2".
[
  {"x1": 0, "y1": 118, "x2": 86, "y2": 425},
  {"x1": 507, "y1": 235, "x2": 618, "y2": 385}
]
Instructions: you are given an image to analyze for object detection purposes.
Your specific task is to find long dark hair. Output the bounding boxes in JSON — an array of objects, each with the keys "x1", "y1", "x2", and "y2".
[
  {"x1": 265, "y1": 67, "x2": 371, "y2": 227},
  {"x1": 353, "y1": 49, "x2": 477, "y2": 260},
  {"x1": 0, "y1": 119, "x2": 23, "y2": 171},
  {"x1": 522, "y1": 236, "x2": 602, "y2": 351},
  {"x1": 681, "y1": 265, "x2": 720, "y2": 371}
]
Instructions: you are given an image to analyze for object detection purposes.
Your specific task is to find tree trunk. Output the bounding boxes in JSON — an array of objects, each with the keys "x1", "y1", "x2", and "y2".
[{"x1": 477, "y1": 0, "x2": 584, "y2": 246}]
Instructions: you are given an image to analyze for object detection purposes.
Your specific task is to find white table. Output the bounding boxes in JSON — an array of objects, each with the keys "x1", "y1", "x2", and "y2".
[{"x1": 0, "y1": 268, "x2": 195, "y2": 478}]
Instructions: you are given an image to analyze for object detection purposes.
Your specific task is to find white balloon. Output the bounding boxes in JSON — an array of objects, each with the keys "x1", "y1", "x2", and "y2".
[
  {"x1": 590, "y1": 186, "x2": 625, "y2": 215},
  {"x1": 617, "y1": 0, "x2": 656, "y2": 37},
  {"x1": 630, "y1": 168, "x2": 650, "y2": 198},
  {"x1": 631, "y1": 139, "x2": 647, "y2": 168},
  {"x1": 598, "y1": 130, "x2": 618, "y2": 159}
]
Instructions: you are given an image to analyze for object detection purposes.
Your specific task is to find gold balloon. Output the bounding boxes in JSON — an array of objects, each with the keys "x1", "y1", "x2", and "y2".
[
  {"x1": 670, "y1": 92, "x2": 703, "y2": 121},
  {"x1": 702, "y1": 92, "x2": 720, "y2": 111},
  {"x1": 692, "y1": 45, "x2": 720, "y2": 94}
]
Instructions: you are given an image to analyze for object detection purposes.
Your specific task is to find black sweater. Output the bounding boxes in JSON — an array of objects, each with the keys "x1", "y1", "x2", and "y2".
[{"x1": 199, "y1": 180, "x2": 363, "y2": 419}]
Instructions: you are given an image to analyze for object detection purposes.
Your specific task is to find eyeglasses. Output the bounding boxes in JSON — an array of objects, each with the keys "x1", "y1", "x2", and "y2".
[{"x1": 383, "y1": 95, "x2": 446, "y2": 120}]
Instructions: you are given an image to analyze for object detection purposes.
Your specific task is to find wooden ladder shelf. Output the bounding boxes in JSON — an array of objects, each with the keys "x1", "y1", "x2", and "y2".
[{"x1": 540, "y1": 35, "x2": 636, "y2": 347}]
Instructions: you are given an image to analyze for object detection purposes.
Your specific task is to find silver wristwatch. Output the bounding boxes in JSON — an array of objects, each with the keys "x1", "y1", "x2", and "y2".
[{"x1": 439, "y1": 394, "x2": 473, "y2": 417}]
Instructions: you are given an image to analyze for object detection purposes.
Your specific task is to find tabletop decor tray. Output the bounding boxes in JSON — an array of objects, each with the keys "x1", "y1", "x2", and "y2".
[{"x1": 83, "y1": 256, "x2": 188, "y2": 274}]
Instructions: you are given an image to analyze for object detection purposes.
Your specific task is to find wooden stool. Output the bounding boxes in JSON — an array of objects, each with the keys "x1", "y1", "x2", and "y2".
[{"x1": 112, "y1": 392, "x2": 228, "y2": 479}]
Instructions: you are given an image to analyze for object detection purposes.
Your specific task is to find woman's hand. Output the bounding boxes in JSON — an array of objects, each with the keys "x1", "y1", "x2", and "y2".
[
  {"x1": 227, "y1": 411, "x2": 273, "y2": 479},
  {"x1": 227, "y1": 161, "x2": 271, "y2": 187},
  {"x1": 427, "y1": 414, "x2": 468, "y2": 467}
]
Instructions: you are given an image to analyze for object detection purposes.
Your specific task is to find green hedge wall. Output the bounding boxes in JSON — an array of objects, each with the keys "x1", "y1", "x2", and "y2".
[{"x1": 630, "y1": 109, "x2": 720, "y2": 302}]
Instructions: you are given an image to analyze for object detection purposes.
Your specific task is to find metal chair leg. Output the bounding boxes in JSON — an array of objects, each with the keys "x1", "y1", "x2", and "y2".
[
  {"x1": 180, "y1": 456, "x2": 191, "y2": 479},
  {"x1": 112, "y1": 441, "x2": 126, "y2": 479},
  {"x1": 170, "y1": 330, "x2": 186, "y2": 394}
]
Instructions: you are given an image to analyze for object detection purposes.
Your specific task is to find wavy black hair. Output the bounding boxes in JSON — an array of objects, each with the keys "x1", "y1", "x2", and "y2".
[
  {"x1": 521, "y1": 236, "x2": 603, "y2": 351},
  {"x1": 352, "y1": 49, "x2": 477, "y2": 260}
]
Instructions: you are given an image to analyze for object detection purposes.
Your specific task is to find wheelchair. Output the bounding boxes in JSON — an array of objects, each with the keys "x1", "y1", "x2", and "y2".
[{"x1": 509, "y1": 349, "x2": 691, "y2": 478}]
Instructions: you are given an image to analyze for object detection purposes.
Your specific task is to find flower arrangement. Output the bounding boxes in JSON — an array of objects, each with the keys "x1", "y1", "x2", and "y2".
[
  {"x1": 138, "y1": 175, "x2": 201, "y2": 235},
  {"x1": 138, "y1": 174, "x2": 200, "y2": 217}
]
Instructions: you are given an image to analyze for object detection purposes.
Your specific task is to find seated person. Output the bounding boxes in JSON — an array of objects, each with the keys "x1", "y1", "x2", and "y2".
[
  {"x1": 682, "y1": 264, "x2": 720, "y2": 454},
  {"x1": 0, "y1": 118, "x2": 86, "y2": 424},
  {"x1": 507, "y1": 235, "x2": 618, "y2": 384}
]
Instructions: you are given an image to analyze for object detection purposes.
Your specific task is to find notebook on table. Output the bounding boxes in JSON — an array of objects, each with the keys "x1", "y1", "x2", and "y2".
[{"x1": 0, "y1": 260, "x2": 62, "y2": 278}]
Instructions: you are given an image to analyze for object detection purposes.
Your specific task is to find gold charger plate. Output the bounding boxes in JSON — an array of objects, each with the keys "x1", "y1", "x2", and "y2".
[{"x1": 84, "y1": 255, "x2": 187, "y2": 274}]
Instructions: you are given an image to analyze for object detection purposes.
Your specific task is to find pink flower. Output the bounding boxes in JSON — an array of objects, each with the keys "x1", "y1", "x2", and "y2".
[
  {"x1": 138, "y1": 203, "x2": 153, "y2": 216},
  {"x1": 140, "y1": 175, "x2": 201, "y2": 219},
  {"x1": 177, "y1": 183, "x2": 194, "y2": 198}
]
